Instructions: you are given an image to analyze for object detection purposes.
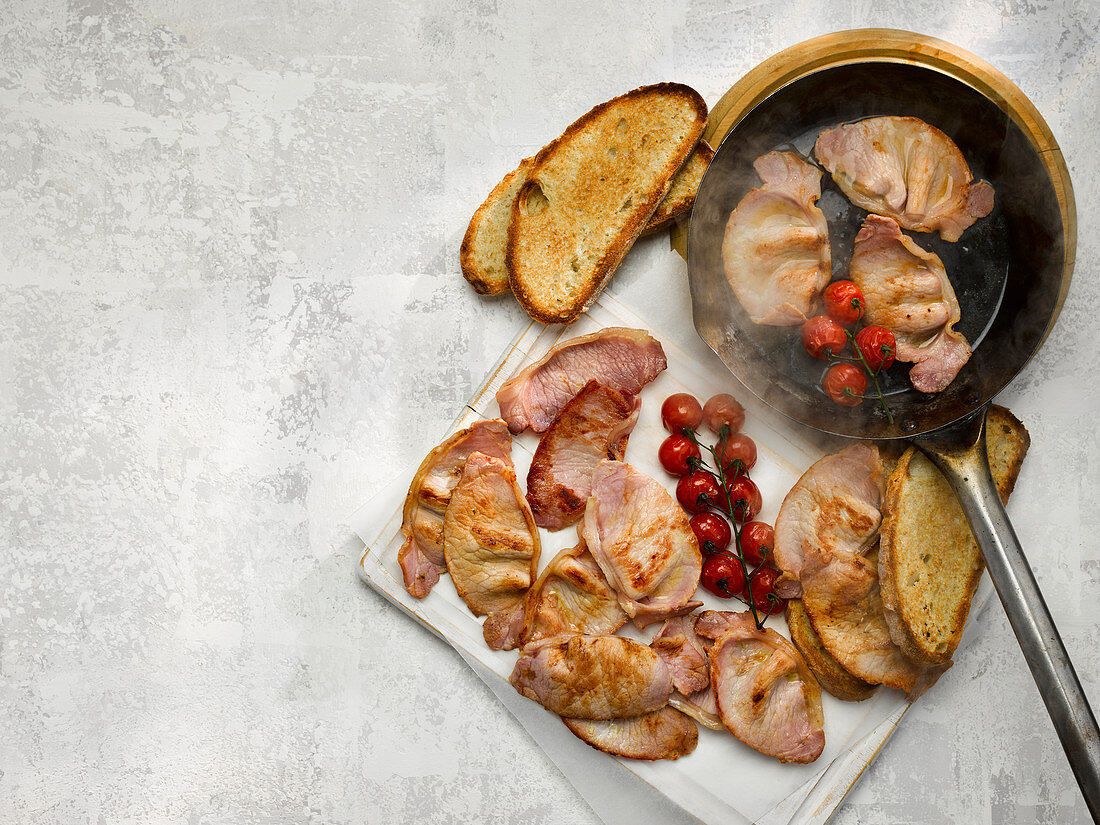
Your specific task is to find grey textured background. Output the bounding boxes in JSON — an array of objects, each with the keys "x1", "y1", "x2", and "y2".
[{"x1": 2, "y1": 1, "x2": 1099, "y2": 823}]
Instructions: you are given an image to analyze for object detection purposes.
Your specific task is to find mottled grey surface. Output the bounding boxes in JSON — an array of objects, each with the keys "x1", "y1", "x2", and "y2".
[{"x1": 1, "y1": 0, "x2": 1098, "y2": 823}]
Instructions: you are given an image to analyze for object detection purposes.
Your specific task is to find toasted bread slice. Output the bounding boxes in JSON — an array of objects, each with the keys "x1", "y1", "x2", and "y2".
[
  {"x1": 460, "y1": 156, "x2": 536, "y2": 295},
  {"x1": 506, "y1": 83, "x2": 707, "y2": 324},
  {"x1": 639, "y1": 140, "x2": 714, "y2": 235},
  {"x1": 786, "y1": 598, "x2": 878, "y2": 702},
  {"x1": 462, "y1": 141, "x2": 713, "y2": 296},
  {"x1": 879, "y1": 405, "x2": 1030, "y2": 664}
]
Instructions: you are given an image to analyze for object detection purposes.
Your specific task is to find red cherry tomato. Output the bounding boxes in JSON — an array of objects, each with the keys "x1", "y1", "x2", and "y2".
[
  {"x1": 658, "y1": 434, "x2": 701, "y2": 477},
  {"x1": 744, "y1": 566, "x2": 787, "y2": 614},
  {"x1": 701, "y1": 553, "x2": 746, "y2": 599},
  {"x1": 702, "y1": 393, "x2": 746, "y2": 434},
  {"x1": 661, "y1": 393, "x2": 703, "y2": 435},
  {"x1": 801, "y1": 315, "x2": 849, "y2": 360},
  {"x1": 717, "y1": 433, "x2": 757, "y2": 476},
  {"x1": 823, "y1": 281, "x2": 866, "y2": 325},
  {"x1": 689, "y1": 512, "x2": 732, "y2": 554},
  {"x1": 854, "y1": 325, "x2": 897, "y2": 372},
  {"x1": 822, "y1": 362, "x2": 868, "y2": 406},
  {"x1": 725, "y1": 476, "x2": 762, "y2": 523},
  {"x1": 676, "y1": 471, "x2": 722, "y2": 514},
  {"x1": 739, "y1": 521, "x2": 775, "y2": 567}
]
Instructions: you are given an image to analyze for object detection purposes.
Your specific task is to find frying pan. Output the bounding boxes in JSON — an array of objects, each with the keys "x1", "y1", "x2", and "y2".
[{"x1": 685, "y1": 30, "x2": 1098, "y2": 815}]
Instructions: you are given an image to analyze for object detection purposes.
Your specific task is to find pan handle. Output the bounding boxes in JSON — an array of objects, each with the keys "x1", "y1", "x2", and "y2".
[{"x1": 915, "y1": 406, "x2": 1100, "y2": 819}]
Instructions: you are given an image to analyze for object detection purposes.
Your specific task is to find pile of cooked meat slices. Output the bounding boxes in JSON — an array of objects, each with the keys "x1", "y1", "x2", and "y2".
[
  {"x1": 723, "y1": 115, "x2": 993, "y2": 394},
  {"x1": 393, "y1": 324, "x2": 973, "y2": 766}
]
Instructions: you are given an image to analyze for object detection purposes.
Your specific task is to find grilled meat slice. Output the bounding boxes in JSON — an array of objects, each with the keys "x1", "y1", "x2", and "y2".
[
  {"x1": 526, "y1": 381, "x2": 640, "y2": 530},
  {"x1": 397, "y1": 420, "x2": 512, "y2": 598},
  {"x1": 722, "y1": 150, "x2": 831, "y2": 325},
  {"x1": 815, "y1": 115, "x2": 994, "y2": 242},
  {"x1": 495, "y1": 327, "x2": 666, "y2": 434},
  {"x1": 850, "y1": 215, "x2": 971, "y2": 392},
  {"x1": 510, "y1": 634, "x2": 672, "y2": 719},
  {"x1": 772, "y1": 443, "x2": 884, "y2": 599},
  {"x1": 443, "y1": 452, "x2": 541, "y2": 646},
  {"x1": 582, "y1": 460, "x2": 703, "y2": 628}
]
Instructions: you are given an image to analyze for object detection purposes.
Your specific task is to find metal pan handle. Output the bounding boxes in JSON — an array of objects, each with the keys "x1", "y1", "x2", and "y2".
[{"x1": 915, "y1": 407, "x2": 1100, "y2": 820}]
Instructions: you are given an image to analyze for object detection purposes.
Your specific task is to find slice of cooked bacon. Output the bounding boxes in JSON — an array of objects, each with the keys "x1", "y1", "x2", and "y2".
[
  {"x1": 526, "y1": 380, "x2": 640, "y2": 530},
  {"x1": 708, "y1": 612, "x2": 825, "y2": 764},
  {"x1": 519, "y1": 542, "x2": 627, "y2": 647},
  {"x1": 722, "y1": 150, "x2": 831, "y2": 325},
  {"x1": 772, "y1": 444, "x2": 884, "y2": 599},
  {"x1": 850, "y1": 215, "x2": 972, "y2": 393},
  {"x1": 582, "y1": 461, "x2": 702, "y2": 628},
  {"x1": 443, "y1": 452, "x2": 540, "y2": 627},
  {"x1": 649, "y1": 614, "x2": 709, "y2": 695},
  {"x1": 562, "y1": 706, "x2": 698, "y2": 760},
  {"x1": 801, "y1": 543, "x2": 949, "y2": 698},
  {"x1": 397, "y1": 420, "x2": 512, "y2": 598},
  {"x1": 510, "y1": 634, "x2": 672, "y2": 720},
  {"x1": 815, "y1": 115, "x2": 994, "y2": 242},
  {"x1": 495, "y1": 327, "x2": 666, "y2": 434}
]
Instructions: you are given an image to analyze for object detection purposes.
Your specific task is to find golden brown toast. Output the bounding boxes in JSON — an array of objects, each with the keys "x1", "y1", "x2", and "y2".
[
  {"x1": 506, "y1": 83, "x2": 707, "y2": 324},
  {"x1": 461, "y1": 141, "x2": 712, "y2": 297},
  {"x1": 878, "y1": 406, "x2": 1030, "y2": 665}
]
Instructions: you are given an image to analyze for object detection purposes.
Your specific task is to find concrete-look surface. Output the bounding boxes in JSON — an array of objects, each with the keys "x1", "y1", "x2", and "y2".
[{"x1": 2, "y1": 1, "x2": 1098, "y2": 823}]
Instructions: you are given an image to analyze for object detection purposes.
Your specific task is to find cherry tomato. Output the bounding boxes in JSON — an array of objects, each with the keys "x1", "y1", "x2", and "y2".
[
  {"x1": 661, "y1": 393, "x2": 703, "y2": 435},
  {"x1": 854, "y1": 325, "x2": 897, "y2": 372},
  {"x1": 717, "y1": 433, "x2": 757, "y2": 476},
  {"x1": 822, "y1": 362, "x2": 868, "y2": 407},
  {"x1": 701, "y1": 553, "x2": 746, "y2": 599},
  {"x1": 823, "y1": 281, "x2": 866, "y2": 325},
  {"x1": 725, "y1": 475, "x2": 762, "y2": 523},
  {"x1": 689, "y1": 512, "x2": 732, "y2": 554},
  {"x1": 658, "y1": 434, "x2": 701, "y2": 477},
  {"x1": 744, "y1": 566, "x2": 787, "y2": 614},
  {"x1": 676, "y1": 471, "x2": 721, "y2": 514},
  {"x1": 801, "y1": 315, "x2": 849, "y2": 360},
  {"x1": 740, "y1": 521, "x2": 775, "y2": 567},
  {"x1": 702, "y1": 393, "x2": 746, "y2": 434}
]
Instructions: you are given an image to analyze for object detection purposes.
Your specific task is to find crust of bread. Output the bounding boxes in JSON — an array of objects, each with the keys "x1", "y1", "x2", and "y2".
[
  {"x1": 785, "y1": 599, "x2": 878, "y2": 702},
  {"x1": 879, "y1": 405, "x2": 1030, "y2": 664},
  {"x1": 506, "y1": 83, "x2": 707, "y2": 324}
]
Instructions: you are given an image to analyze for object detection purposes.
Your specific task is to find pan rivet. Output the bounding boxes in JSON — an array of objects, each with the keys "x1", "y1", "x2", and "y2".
[
  {"x1": 901, "y1": 419, "x2": 918, "y2": 432},
  {"x1": 965, "y1": 390, "x2": 981, "y2": 404}
]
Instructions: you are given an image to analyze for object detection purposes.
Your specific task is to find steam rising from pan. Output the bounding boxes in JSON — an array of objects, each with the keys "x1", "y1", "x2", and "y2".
[{"x1": 687, "y1": 62, "x2": 1066, "y2": 440}]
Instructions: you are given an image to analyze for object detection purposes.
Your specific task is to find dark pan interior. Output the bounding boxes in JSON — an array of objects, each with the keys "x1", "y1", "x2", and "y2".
[{"x1": 686, "y1": 62, "x2": 1066, "y2": 439}]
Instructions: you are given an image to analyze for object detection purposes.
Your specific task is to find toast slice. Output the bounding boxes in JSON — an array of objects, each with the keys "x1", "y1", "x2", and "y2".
[
  {"x1": 506, "y1": 83, "x2": 708, "y2": 324},
  {"x1": 461, "y1": 141, "x2": 713, "y2": 296},
  {"x1": 879, "y1": 406, "x2": 1030, "y2": 665},
  {"x1": 785, "y1": 598, "x2": 878, "y2": 702},
  {"x1": 638, "y1": 139, "x2": 714, "y2": 235}
]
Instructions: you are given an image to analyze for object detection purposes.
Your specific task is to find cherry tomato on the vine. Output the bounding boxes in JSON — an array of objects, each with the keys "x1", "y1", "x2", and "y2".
[
  {"x1": 661, "y1": 393, "x2": 703, "y2": 435},
  {"x1": 854, "y1": 325, "x2": 897, "y2": 372},
  {"x1": 701, "y1": 553, "x2": 746, "y2": 599},
  {"x1": 717, "y1": 433, "x2": 757, "y2": 476},
  {"x1": 676, "y1": 471, "x2": 722, "y2": 515},
  {"x1": 801, "y1": 315, "x2": 849, "y2": 360},
  {"x1": 745, "y1": 566, "x2": 787, "y2": 614},
  {"x1": 822, "y1": 362, "x2": 868, "y2": 407},
  {"x1": 740, "y1": 521, "x2": 775, "y2": 567},
  {"x1": 823, "y1": 281, "x2": 866, "y2": 325},
  {"x1": 689, "y1": 512, "x2": 732, "y2": 554},
  {"x1": 702, "y1": 393, "x2": 745, "y2": 434},
  {"x1": 658, "y1": 434, "x2": 701, "y2": 477},
  {"x1": 725, "y1": 475, "x2": 762, "y2": 523}
]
